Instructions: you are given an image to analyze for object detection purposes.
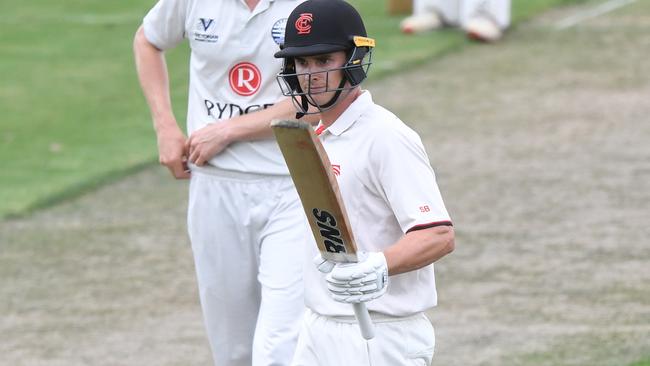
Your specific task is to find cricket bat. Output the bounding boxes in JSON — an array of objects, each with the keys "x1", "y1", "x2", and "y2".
[{"x1": 271, "y1": 119, "x2": 375, "y2": 340}]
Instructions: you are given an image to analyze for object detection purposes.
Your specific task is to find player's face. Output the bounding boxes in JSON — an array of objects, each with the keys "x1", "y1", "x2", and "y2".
[{"x1": 294, "y1": 51, "x2": 347, "y2": 105}]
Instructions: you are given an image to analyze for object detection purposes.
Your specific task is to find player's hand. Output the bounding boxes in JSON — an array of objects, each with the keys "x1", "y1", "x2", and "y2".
[
  {"x1": 186, "y1": 122, "x2": 233, "y2": 166},
  {"x1": 325, "y1": 252, "x2": 389, "y2": 304},
  {"x1": 157, "y1": 125, "x2": 190, "y2": 179}
]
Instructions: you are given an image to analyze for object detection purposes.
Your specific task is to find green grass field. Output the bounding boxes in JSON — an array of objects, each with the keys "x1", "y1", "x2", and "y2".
[{"x1": 0, "y1": 0, "x2": 585, "y2": 219}]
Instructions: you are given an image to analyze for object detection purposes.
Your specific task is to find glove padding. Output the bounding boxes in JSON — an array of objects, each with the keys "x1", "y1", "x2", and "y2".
[
  {"x1": 324, "y1": 252, "x2": 389, "y2": 304},
  {"x1": 313, "y1": 254, "x2": 336, "y2": 273}
]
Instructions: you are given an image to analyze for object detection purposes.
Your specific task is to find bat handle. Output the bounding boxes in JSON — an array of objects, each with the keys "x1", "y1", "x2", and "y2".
[{"x1": 353, "y1": 302, "x2": 375, "y2": 340}]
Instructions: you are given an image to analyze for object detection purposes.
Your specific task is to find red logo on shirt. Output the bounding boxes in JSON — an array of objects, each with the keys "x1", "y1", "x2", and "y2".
[
  {"x1": 229, "y1": 62, "x2": 261, "y2": 96},
  {"x1": 331, "y1": 164, "x2": 341, "y2": 176},
  {"x1": 314, "y1": 125, "x2": 326, "y2": 135},
  {"x1": 295, "y1": 13, "x2": 313, "y2": 34}
]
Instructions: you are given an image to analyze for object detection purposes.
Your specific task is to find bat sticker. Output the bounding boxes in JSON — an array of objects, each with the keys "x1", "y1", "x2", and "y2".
[{"x1": 312, "y1": 208, "x2": 347, "y2": 253}]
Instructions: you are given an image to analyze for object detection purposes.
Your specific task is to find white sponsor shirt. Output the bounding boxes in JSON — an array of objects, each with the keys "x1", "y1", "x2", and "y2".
[
  {"x1": 143, "y1": 0, "x2": 303, "y2": 174},
  {"x1": 306, "y1": 91, "x2": 453, "y2": 317}
]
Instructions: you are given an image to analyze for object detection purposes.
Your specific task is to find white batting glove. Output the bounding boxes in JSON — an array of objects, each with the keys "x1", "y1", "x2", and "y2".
[
  {"x1": 325, "y1": 252, "x2": 389, "y2": 304},
  {"x1": 313, "y1": 254, "x2": 336, "y2": 273}
]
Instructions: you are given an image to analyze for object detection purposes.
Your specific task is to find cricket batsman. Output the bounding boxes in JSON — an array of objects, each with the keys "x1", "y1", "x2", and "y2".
[{"x1": 274, "y1": 0, "x2": 455, "y2": 364}]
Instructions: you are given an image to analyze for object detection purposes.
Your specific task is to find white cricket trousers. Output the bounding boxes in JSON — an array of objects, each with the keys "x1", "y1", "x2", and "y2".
[
  {"x1": 292, "y1": 309, "x2": 435, "y2": 366},
  {"x1": 188, "y1": 167, "x2": 307, "y2": 366},
  {"x1": 414, "y1": 0, "x2": 511, "y2": 29}
]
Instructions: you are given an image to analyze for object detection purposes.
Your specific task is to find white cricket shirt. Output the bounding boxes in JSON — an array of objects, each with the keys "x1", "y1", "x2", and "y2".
[
  {"x1": 143, "y1": 0, "x2": 303, "y2": 174},
  {"x1": 306, "y1": 91, "x2": 453, "y2": 317}
]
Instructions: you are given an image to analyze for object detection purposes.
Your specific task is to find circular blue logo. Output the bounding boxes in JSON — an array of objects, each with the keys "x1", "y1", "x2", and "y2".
[{"x1": 271, "y1": 18, "x2": 288, "y2": 45}]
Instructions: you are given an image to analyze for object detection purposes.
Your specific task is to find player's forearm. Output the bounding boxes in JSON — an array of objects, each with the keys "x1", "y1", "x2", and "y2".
[
  {"x1": 383, "y1": 225, "x2": 455, "y2": 276},
  {"x1": 221, "y1": 98, "x2": 320, "y2": 143},
  {"x1": 133, "y1": 25, "x2": 177, "y2": 133}
]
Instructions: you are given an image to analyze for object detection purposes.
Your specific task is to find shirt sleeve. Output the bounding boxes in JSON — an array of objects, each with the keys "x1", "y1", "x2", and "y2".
[
  {"x1": 142, "y1": 0, "x2": 188, "y2": 50},
  {"x1": 367, "y1": 120, "x2": 452, "y2": 233}
]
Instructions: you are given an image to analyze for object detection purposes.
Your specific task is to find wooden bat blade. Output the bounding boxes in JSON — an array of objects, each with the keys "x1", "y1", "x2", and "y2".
[
  {"x1": 272, "y1": 119, "x2": 375, "y2": 340},
  {"x1": 271, "y1": 120, "x2": 359, "y2": 263}
]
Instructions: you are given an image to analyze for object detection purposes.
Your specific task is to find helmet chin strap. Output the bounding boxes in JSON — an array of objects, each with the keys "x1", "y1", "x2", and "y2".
[
  {"x1": 295, "y1": 97, "x2": 308, "y2": 119},
  {"x1": 295, "y1": 78, "x2": 347, "y2": 119}
]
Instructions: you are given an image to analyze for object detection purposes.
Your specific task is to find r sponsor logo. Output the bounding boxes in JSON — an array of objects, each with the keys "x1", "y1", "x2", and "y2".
[
  {"x1": 295, "y1": 13, "x2": 313, "y2": 35},
  {"x1": 229, "y1": 62, "x2": 261, "y2": 96}
]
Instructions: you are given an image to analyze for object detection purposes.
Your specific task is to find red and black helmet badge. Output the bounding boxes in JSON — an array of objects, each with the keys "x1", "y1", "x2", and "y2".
[{"x1": 295, "y1": 13, "x2": 313, "y2": 35}]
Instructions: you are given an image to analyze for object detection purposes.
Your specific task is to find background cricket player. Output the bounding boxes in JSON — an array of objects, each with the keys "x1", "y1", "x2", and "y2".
[
  {"x1": 274, "y1": 0, "x2": 455, "y2": 364},
  {"x1": 401, "y1": 0, "x2": 511, "y2": 42},
  {"x1": 133, "y1": 0, "x2": 314, "y2": 365}
]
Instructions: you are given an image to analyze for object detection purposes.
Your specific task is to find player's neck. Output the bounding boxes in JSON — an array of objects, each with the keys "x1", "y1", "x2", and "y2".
[
  {"x1": 320, "y1": 88, "x2": 362, "y2": 127},
  {"x1": 244, "y1": 0, "x2": 260, "y2": 11}
]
